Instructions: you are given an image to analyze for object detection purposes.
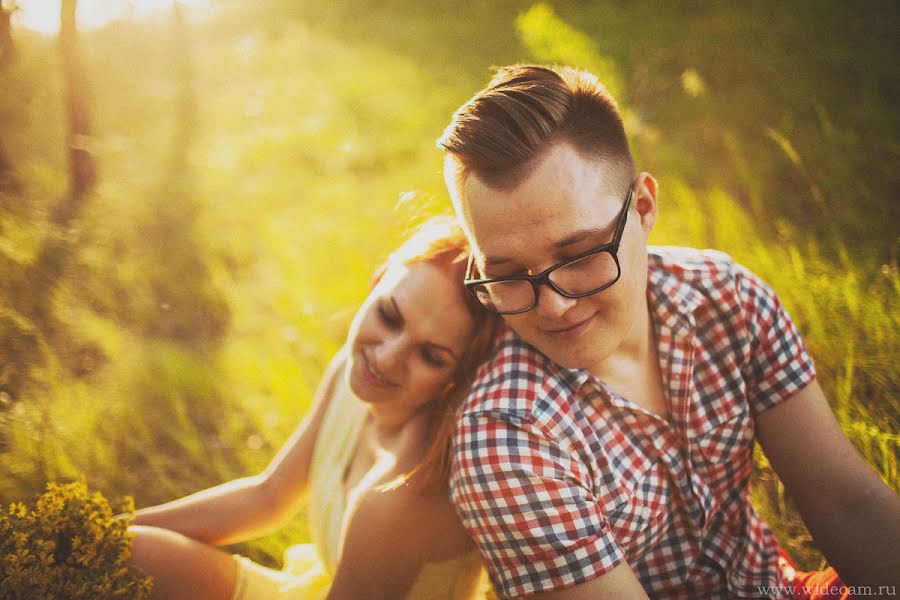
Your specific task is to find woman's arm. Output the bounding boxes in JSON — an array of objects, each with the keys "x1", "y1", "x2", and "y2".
[
  {"x1": 133, "y1": 349, "x2": 347, "y2": 546},
  {"x1": 132, "y1": 474, "x2": 277, "y2": 546}
]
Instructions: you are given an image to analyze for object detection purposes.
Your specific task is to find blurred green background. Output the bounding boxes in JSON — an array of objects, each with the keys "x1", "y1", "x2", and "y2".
[{"x1": 0, "y1": 0, "x2": 897, "y2": 573}]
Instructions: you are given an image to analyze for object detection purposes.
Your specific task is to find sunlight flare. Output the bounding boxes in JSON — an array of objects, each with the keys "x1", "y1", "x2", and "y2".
[{"x1": 13, "y1": 0, "x2": 211, "y2": 35}]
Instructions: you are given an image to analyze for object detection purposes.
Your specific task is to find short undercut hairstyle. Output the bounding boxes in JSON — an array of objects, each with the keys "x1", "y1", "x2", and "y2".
[{"x1": 438, "y1": 64, "x2": 636, "y2": 192}]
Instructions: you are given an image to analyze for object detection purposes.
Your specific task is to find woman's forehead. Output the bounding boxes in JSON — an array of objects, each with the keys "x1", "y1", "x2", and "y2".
[{"x1": 380, "y1": 262, "x2": 473, "y2": 349}]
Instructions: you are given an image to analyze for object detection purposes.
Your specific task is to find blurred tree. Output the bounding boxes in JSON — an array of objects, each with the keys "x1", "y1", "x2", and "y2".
[
  {"x1": 0, "y1": 1, "x2": 21, "y2": 195},
  {"x1": 25, "y1": 0, "x2": 96, "y2": 316},
  {"x1": 118, "y1": 1, "x2": 229, "y2": 346},
  {"x1": 1, "y1": 0, "x2": 231, "y2": 496},
  {"x1": 1, "y1": 0, "x2": 98, "y2": 402},
  {"x1": 58, "y1": 0, "x2": 96, "y2": 198},
  {"x1": 0, "y1": 1, "x2": 13, "y2": 69},
  {"x1": 0, "y1": 146, "x2": 18, "y2": 196}
]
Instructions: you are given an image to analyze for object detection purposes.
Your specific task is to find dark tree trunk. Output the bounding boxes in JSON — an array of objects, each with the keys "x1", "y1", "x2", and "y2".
[
  {"x1": 58, "y1": 0, "x2": 96, "y2": 202},
  {"x1": 23, "y1": 0, "x2": 97, "y2": 322},
  {"x1": 0, "y1": 1, "x2": 14, "y2": 69},
  {"x1": 0, "y1": 2, "x2": 21, "y2": 195},
  {"x1": 1, "y1": 0, "x2": 100, "y2": 402},
  {"x1": 0, "y1": 142, "x2": 21, "y2": 196}
]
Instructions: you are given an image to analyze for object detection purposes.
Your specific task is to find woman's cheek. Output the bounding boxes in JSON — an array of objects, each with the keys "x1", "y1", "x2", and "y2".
[{"x1": 411, "y1": 372, "x2": 441, "y2": 405}]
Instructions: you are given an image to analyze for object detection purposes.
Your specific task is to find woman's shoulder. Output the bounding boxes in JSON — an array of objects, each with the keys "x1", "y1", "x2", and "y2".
[
  {"x1": 343, "y1": 407, "x2": 472, "y2": 561},
  {"x1": 352, "y1": 479, "x2": 473, "y2": 561},
  {"x1": 389, "y1": 417, "x2": 471, "y2": 555},
  {"x1": 332, "y1": 481, "x2": 479, "y2": 598},
  {"x1": 334, "y1": 411, "x2": 480, "y2": 597}
]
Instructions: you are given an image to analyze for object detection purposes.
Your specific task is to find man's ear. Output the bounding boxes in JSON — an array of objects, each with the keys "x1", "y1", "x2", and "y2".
[{"x1": 634, "y1": 172, "x2": 658, "y2": 235}]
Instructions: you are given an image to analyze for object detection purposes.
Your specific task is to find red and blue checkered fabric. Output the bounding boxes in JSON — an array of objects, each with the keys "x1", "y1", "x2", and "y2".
[{"x1": 450, "y1": 247, "x2": 816, "y2": 598}]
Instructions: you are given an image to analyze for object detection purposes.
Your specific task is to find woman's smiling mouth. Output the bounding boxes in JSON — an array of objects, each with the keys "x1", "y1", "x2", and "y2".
[{"x1": 361, "y1": 351, "x2": 399, "y2": 388}]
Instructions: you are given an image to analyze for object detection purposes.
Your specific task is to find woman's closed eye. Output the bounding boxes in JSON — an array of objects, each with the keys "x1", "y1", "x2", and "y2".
[
  {"x1": 378, "y1": 301, "x2": 402, "y2": 329},
  {"x1": 420, "y1": 347, "x2": 448, "y2": 368}
]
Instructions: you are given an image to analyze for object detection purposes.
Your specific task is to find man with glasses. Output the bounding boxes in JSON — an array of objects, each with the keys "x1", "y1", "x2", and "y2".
[{"x1": 438, "y1": 64, "x2": 899, "y2": 599}]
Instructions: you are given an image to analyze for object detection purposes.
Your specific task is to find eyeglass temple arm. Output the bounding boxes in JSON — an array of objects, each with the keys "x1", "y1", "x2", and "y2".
[{"x1": 611, "y1": 187, "x2": 634, "y2": 252}]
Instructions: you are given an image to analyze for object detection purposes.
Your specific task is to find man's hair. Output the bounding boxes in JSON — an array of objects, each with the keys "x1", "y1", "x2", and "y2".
[{"x1": 438, "y1": 64, "x2": 635, "y2": 191}]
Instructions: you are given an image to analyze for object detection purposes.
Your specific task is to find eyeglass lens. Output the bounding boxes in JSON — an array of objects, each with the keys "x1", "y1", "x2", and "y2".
[{"x1": 472, "y1": 251, "x2": 619, "y2": 313}]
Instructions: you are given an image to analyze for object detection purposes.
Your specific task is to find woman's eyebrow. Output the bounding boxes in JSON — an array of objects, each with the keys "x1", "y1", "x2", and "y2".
[
  {"x1": 388, "y1": 296, "x2": 404, "y2": 323},
  {"x1": 392, "y1": 296, "x2": 458, "y2": 361}
]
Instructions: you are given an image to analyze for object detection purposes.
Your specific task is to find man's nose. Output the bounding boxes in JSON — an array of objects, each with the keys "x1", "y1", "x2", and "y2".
[{"x1": 534, "y1": 283, "x2": 577, "y2": 319}]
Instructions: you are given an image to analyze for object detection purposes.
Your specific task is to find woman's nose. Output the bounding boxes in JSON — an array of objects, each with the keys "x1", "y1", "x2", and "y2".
[{"x1": 375, "y1": 335, "x2": 406, "y2": 372}]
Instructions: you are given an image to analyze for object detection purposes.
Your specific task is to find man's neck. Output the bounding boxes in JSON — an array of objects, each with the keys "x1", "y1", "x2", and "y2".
[
  {"x1": 589, "y1": 300, "x2": 653, "y2": 379},
  {"x1": 587, "y1": 304, "x2": 668, "y2": 417}
]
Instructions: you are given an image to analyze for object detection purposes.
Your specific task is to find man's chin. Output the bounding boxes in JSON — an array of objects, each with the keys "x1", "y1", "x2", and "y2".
[
  {"x1": 509, "y1": 325, "x2": 615, "y2": 375},
  {"x1": 545, "y1": 351, "x2": 593, "y2": 371},
  {"x1": 514, "y1": 331, "x2": 594, "y2": 371}
]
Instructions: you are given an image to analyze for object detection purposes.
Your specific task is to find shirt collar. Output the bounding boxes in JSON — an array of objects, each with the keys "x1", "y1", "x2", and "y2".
[{"x1": 646, "y1": 249, "x2": 704, "y2": 336}]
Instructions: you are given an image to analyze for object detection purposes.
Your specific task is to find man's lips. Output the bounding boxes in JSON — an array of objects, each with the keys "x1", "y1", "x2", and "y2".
[
  {"x1": 542, "y1": 313, "x2": 596, "y2": 338},
  {"x1": 361, "y1": 352, "x2": 399, "y2": 388}
]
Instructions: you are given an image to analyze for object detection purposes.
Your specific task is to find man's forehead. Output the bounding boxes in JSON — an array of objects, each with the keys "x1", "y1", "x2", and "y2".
[
  {"x1": 463, "y1": 143, "x2": 622, "y2": 202},
  {"x1": 463, "y1": 198, "x2": 626, "y2": 273},
  {"x1": 462, "y1": 182, "x2": 620, "y2": 240},
  {"x1": 448, "y1": 142, "x2": 629, "y2": 260}
]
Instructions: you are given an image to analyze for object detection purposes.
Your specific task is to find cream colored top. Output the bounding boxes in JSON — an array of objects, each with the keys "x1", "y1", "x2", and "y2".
[{"x1": 301, "y1": 369, "x2": 484, "y2": 599}]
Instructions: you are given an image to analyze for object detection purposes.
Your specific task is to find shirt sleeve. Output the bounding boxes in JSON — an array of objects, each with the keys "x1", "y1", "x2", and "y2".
[
  {"x1": 734, "y1": 263, "x2": 817, "y2": 415},
  {"x1": 449, "y1": 409, "x2": 625, "y2": 598}
]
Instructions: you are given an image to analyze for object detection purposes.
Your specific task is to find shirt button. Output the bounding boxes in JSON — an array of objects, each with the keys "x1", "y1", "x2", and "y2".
[{"x1": 641, "y1": 506, "x2": 652, "y2": 520}]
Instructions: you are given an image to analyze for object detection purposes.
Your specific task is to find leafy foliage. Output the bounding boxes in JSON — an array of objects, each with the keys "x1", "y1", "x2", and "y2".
[{"x1": 0, "y1": 479, "x2": 152, "y2": 600}]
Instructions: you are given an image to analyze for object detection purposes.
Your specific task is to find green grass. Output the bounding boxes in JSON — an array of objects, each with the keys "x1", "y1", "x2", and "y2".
[{"x1": 0, "y1": 0, "x2": 896, "y2": 575}]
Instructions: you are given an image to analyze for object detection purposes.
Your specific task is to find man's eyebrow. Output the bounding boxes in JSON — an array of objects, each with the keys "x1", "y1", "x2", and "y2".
[
  {"x1": 481, "y1": 225, "x2": 614, "y2": 268},
  {"x1": 483, "y1": 255, "x2": 514, "y2": 268},
  {"x1": 554, "y1": 225, "x2": 614, "y2": 249}
]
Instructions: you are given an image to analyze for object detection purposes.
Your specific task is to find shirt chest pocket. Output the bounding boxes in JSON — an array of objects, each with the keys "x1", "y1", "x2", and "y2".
[
  {"x1": 594, "y1": 438, "x2": 666, "y2": 557},
  {"x1": 690, "y1": 395, "x2": 755, "y2": 496}
]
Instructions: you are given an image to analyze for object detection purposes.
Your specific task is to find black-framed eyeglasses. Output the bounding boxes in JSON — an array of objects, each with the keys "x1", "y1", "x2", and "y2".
[{"x1": 464, "y1": 184, "x2": 634, "y2": 315}]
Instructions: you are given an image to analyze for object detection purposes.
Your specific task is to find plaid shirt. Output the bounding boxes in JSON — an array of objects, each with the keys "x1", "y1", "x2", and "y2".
[{"x1": 450, "y1": 247, "x2": 816, "y2": 598}]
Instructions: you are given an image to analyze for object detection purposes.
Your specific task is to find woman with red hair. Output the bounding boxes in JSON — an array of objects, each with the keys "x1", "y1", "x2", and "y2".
[{"x1": 128, "y1": 217, "x2": 498, "y2": 600}]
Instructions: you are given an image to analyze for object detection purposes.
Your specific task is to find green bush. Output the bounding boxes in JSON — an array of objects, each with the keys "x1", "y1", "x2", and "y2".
[{"x1": 0, "y1": 480, "x2": 152, "y2": 600}]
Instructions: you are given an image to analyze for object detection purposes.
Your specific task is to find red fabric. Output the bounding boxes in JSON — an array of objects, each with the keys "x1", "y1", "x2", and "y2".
[{"x1": 780, "y1": 549, "x2": 853, "y2": 600}]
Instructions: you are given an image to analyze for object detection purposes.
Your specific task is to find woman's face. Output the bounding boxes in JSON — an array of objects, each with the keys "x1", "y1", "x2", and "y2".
[{"x1": 346, "y1": 261, "x2": 475, "y2": 421}]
